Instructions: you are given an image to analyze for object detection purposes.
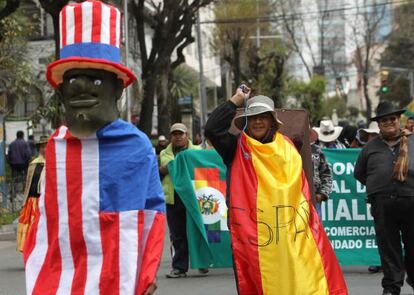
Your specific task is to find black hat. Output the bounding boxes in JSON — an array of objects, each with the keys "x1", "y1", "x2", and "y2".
[{"x1": 370, "y1": 101, "x2": 405, "y2": 121}]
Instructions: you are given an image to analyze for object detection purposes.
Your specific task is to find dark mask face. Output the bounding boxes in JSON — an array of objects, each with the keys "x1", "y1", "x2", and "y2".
[{"x1": 58, "y1": 69, "x2": 123, "y2": 137}]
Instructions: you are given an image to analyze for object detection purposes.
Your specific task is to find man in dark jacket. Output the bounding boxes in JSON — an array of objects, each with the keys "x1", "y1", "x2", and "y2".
[
  {"x1": 7, "y1": 130, "x2": 31, "y2": 180},
  {"x1": 354, "y1": 101, "x2": 414, "y2": 295}
]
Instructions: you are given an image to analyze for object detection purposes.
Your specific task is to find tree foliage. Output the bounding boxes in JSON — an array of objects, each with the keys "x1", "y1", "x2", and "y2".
[
  {"x1": 323, "y1": 96, "x2": 347, "y2": 119},
  {"x1": 169, "y1": 64, "x2": 199, "y2": 123},
  {"x1": 288, "y1": 75, "x2": 326, "y2": 125},
  {"x1": 212, "y1": 0, "x2": 288, "y2": 106},
  {"x1": 212, "y1": 0, "x2": 263, "y2": 87},
  {"x1": 381, "y1": 75, "x2": 411, "y2": 109},
  {"x1": 350, "y1": 0, "x2": 387, "y2": 121},
  {"x1": 131, "y1": 0, "x2": 214, "y2": 136},
  {"x1": 0, "y1": 4, "x2": 34, "y2": 113},
  {"x1": 0, "y1": 0, "x2": 20, "y2": 42},
  {"x1": 381, "y1": 2, "x2": 414, "y2": 69},
  {"x1": 247, "y1": 44, "x2": 288, "y2": 107}
]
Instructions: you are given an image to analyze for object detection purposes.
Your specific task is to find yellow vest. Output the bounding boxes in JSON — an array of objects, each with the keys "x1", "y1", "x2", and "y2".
[{"x1": 160, "y1": 141, "x2": 200, "y2": 204}]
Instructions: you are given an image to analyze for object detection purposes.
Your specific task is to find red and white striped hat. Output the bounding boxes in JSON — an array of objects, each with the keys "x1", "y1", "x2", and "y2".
[{"x1": 46, "y1": 0, "x2": 136, "y2": 89}]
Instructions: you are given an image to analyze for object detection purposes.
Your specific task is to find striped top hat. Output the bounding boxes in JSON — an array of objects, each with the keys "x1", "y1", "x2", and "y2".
[{"x1": 46, "y1": 0, "x2": 136, "y2": 89}]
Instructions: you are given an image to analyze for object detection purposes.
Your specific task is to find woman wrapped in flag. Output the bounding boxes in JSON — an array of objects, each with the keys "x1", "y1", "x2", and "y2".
[
  {"x1": 205, "y1": 86, "x2": 347, "y2": 295},
  {"x1": 23, "y1": 1, "x2": 165, "y2": 295}
]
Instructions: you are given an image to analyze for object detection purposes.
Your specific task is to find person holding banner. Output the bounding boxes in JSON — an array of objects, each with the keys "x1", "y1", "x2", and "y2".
[
  {"x1": 310, "y1": 129, "x2": 332, "y2": 218},
  {"x1": 205, "y1": 86, "x2": 347, "y2": 295},
  {"x1": 354, "y1": 101, "x2": 414, "y2": 295}
]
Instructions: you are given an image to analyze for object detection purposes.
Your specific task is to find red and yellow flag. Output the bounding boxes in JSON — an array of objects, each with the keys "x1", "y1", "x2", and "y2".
[{"x1": 230, "y1": 133, "x2": 347, "y2": 295}]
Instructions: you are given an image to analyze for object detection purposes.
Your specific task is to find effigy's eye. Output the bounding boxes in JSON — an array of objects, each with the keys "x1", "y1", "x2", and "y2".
[
  {"x1": 69, "y1": 78, "x2": 76, "y2": 84},
  {"x1": 94, "y1": 79, "x2": 102, "y2": 86}
]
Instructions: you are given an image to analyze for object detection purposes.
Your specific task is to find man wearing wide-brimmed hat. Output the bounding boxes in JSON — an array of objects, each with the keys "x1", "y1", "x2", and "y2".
[
  {"x1": 355, "y1": 101, "x2": 414, "y2": 295},
  {"x1": 353, "y1": 121, "x2": 380, "y2": 147},
  {"x1": 205, "y1": 88, "x2": 347, "y2": 294},
  {"x1": 23, "y1": 2, "x2": 165, "y2": 295},
  {"x1": 313, "y1": 119, "x2": 347, "y2": 149}
]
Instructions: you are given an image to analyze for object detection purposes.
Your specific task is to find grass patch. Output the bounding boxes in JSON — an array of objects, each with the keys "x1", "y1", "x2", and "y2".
[{"x1": 0, "y1": 208, "x2": 19, "y2": 226}]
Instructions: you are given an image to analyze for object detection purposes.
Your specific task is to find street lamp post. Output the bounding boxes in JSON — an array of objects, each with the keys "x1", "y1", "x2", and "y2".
[{"x1": 196, "y1": 10, "x2": 208, "y2": 148}]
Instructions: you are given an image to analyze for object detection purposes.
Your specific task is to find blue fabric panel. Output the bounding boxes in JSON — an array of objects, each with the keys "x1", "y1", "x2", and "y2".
[
  {"x1": 97, "y1": 119, "x2": 165, "y2": 212},
  {"x1": 61, "y1": 43, "x2": 120, "y2": 63}
]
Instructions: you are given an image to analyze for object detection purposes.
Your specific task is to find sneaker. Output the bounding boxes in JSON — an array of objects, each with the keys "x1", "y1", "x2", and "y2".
[
  {"x1": 166, "y1": 269, "x2": 187, "y2": 278},
  {"x1": 198, "y1": 268, "x2": 209, "y2": 275}
]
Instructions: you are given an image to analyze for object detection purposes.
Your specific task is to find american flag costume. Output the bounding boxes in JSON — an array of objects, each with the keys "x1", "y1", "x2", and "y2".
[
  {"x1": 24, "y1": 120, "x2": 165, "y2": 295},
  {"x1": 25, "y1": 1, "x2": 165, "y2": 294}
]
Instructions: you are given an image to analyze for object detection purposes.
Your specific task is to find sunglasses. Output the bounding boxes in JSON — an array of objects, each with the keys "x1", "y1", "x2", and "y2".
[{"x1": 378, "y1": 116, "x2": 398, "y2": 124}]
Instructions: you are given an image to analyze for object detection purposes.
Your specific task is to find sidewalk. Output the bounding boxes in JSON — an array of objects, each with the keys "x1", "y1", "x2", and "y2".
[{"x1": 0, "y1": 223, "x2": 15, "y2": 241}]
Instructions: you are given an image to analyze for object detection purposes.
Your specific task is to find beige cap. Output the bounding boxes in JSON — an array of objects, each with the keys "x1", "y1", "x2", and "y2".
[
  {"x1": 170, "y1": 123, "x2": 187, "y2": 133},
  {"x1": 158, "y1": 135, "x2": 166, "y2": 141}
]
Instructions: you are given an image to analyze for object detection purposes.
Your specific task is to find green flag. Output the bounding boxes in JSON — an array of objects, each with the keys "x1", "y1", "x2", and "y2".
[
  {"x1": 168, "y1": 149, "x2": 232, "y2": 269},
  {"x1": 323, "y1": 148, "x2": 380, "y2": 266}
]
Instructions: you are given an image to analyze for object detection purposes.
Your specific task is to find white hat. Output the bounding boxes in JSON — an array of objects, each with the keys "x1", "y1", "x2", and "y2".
[
  {"x1": 158, "y1": 135, "x2": 166, "y2": 141},
  {"x1": 361, "y1": 121, "x2": 380, "y2": 134},
  {"x1": 358, "y1": 121, "x2": 380, "y2": 140},
  {"x1": 233, "y1": 95, "x2": 283, "y2": 130},
  {"x1": 357, "y1": 122, "x2": 380, "y2": 144},
  {"x1": 313, "y1": 119, "x2": 343, "y2": 143}
]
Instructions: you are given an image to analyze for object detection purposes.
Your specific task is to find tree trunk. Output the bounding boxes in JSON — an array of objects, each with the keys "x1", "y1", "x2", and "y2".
[
  {"x1": 157, "y1": 69, "x2": 171, "y2": 137},
  {"x1": 138, "y1": 76, "x2": 157, "y2": 135},
  {"x1": 363, "y1": 72, "x2": 372, "y2": 122},
  {"x1": 52, "y1": 14, "x2": 60, "y2": 59},
  {"x1": 233, "y1": 46, "x2": 241, "y2": 88}
]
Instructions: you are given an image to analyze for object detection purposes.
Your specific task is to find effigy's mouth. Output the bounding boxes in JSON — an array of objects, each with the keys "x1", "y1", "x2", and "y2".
[{"x1": 69, "y1": 99, "x2": 99, "y2": 108}]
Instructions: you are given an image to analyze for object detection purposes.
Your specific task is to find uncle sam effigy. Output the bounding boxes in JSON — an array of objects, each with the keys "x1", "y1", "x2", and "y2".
[{"x1": 23, "y1": 1, "x2": 165, "y2": 294}]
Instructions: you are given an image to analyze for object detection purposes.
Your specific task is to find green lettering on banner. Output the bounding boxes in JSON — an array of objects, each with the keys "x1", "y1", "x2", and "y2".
[{"x1": 322, "y1": 148, "x2": 380, "y2": 266}]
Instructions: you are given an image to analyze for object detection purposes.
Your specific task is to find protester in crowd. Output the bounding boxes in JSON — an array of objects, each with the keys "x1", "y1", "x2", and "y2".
[
  {"x1": 155, "y1": 135, "x2": 168, "y2": 156},
  {"x1": 340, "y1": 125, "x2": 358, "y2": 148},
  {"x1": 405, "y1": 116, "x2": 414, "y2": 132},
  {"x1": 314, "y1": 119, "x2": 347, "y2": 149},
  {"x1": 160, "y1": 123, "x2": 204, "y2": 278},
  {"x1": 205, "y1": 87, "x2": 347, "y2": 294},
  {"x1": 349, "y1": 121, "x2": 382, "y2": 274},
  {"x1": 23, "y1": 2, "x2": 165, "y2": 294},
  {"x1": 352, "y1": 121, "x2": 380, "y2": 148},
  {"x1": 16, "y1": 135, "x2": 48, "y2": 252},
  {"x1": 354, "y1": 101, "x2": 414, "y2": 295},
  {"x1": 7, "y1": 131, "x2": 31, "y2": 181},
  {"x1": 310, "y1": 128, "x2": 332, "y2": 218}
]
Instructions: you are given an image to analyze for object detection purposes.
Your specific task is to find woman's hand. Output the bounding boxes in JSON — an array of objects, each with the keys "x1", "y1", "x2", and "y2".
[{"x1": 230, "y1": 85, "x2": 251, "y2": 107}]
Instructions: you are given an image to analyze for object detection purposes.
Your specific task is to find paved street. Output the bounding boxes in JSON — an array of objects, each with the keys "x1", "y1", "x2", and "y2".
[{"x1": 0, "y1": 235, "x2": 413, "y2": 295}]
